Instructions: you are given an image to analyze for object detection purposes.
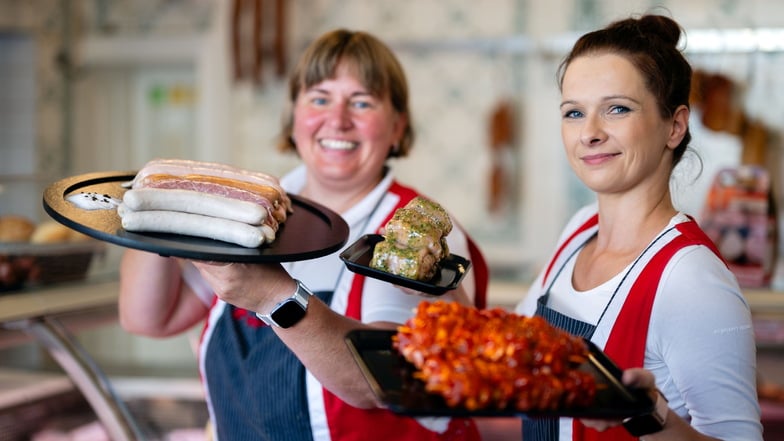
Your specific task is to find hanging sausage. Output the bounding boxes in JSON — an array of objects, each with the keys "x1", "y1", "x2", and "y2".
[
  {"x1": 231, "y1": 0, "x2": 287, "y2": 86},
  {"x1": 486, "y1": 100, "x2": 517, "y2": 215}
]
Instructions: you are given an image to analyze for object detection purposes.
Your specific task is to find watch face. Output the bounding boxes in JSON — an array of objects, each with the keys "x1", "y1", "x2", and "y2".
[{"x1": 270, "y1": 300, "x2": 307, "y2": 328}]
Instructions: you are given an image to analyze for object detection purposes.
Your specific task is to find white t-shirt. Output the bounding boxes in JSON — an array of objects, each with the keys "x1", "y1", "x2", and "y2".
[{"x1": 517, "y1": 206, "x2": 762, "y2": 441}]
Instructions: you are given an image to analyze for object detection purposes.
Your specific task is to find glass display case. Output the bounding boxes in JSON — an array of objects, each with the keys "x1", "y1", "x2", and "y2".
[{"x1": 0, "y1": 175, "x2": 139, "y2": 439}]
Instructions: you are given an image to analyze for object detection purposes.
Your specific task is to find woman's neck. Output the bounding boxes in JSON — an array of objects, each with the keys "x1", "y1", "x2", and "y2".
[
  {"x1": 594, "y1": 192, "x2": 677, "y2": 255},
  {"x1": 299, "y1": 175, "x2": 384, "y2": 214},
  {"x1": 573, "y1": 194, "x2": 677, "y2": 290}
]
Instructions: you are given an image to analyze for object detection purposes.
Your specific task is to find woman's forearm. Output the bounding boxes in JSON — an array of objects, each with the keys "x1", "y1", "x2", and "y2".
[{"x1": 118, "y1": 250, "x2": 205, "y2": 336}]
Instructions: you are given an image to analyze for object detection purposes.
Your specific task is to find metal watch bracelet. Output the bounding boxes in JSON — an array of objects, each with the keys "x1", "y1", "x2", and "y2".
[{"x1": 255, "y1": 279, "x2": 311, "y2": 328}]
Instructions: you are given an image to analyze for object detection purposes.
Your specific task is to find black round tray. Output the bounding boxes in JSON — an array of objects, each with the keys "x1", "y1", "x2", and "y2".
[{"x1": 43, "y1": 171, "x2": 349, "y2": 263}]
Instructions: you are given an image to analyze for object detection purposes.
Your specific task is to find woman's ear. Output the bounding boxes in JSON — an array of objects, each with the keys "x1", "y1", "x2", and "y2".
[
  {"x1": 394, "y1": 112, "x2": 408, "y2": 141},
  {"x1": 667, "y1": 105, "x2": 690, "y2": 149}
]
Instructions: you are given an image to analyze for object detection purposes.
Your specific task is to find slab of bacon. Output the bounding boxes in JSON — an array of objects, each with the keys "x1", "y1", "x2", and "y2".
[
  {"x1": 117, "y1": 158, "x2": 292, "y2": 248},
  {"x1": 394, "y1": 301, "x2": 597, "y2": 411},
  {"x1": 370, "y1": 196, "x2": 452, "y2": 281}
]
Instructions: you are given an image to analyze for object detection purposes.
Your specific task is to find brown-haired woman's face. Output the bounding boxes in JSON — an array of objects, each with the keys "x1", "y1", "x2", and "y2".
[
  {"x1": 559, "y1": 53, "x2": 678, "y2": 195},
  {"x1": 291, "y1": 62, "x2": 406, "y2": 191}
]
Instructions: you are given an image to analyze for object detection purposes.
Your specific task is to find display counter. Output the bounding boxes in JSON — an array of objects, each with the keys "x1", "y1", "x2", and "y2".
[{"x1": 0, "y1": 277, "x2": 144, "y2": 441}]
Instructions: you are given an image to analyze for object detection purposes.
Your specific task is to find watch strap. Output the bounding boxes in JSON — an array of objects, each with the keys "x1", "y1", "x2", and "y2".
[{"x1": 256, "y1": 279, "x2": 311, "y2": 328}]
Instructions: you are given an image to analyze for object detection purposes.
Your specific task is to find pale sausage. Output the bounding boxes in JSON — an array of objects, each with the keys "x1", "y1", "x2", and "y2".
[
  {"x1": 122, "y1": 188, "x2": 268, "y2": 226},
  {"x1": 120, "y1": 209, "x2": 276, "y2": 248}
]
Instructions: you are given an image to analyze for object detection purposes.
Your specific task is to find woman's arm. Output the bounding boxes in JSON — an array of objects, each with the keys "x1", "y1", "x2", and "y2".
[
  {"x1": 118, "y1": 250, "x2": 209, "y2": 337},
  {"x1": 581, "y1": 369, "x2": 721, "y2": 441},
  {"x1": 583, "y1": 247, "x2": 762, "y2": 440},
  {"x1": 651, "y1": 247, "x2": 761, "y2": 440},
  {"x1": 191, "y1": 260, "x2": 388, "y2": 408}
]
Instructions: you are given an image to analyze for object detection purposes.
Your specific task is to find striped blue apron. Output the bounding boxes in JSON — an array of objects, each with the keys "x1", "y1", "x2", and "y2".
[
  {"x1": 521, "y1": 294, "x2": 596, "y2": 440},
  {"x1": 204, "y1": 290, "x2": 333, "y2": 441}
]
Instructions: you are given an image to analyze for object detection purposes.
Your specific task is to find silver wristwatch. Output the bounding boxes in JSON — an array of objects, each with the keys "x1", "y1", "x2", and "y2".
[{"x1": 256, "y1": 279, "x2": 312, "y2": 328}]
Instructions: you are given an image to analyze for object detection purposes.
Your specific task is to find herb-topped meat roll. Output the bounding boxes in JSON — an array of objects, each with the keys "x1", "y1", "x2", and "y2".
[{"x1": 370, "y1": 196, "x2": 452, "y2": 281}]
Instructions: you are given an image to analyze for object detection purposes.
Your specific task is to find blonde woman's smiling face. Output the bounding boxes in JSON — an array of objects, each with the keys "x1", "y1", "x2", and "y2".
[
  {"x1": 292, "y1": 62, "x2": 406, "y2": 192},
  {"x1": 559, "y1": 53, "x2": 676, "y2": 196}
]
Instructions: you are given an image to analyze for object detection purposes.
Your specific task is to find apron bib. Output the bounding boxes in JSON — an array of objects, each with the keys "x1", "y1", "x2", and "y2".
[
  {"x1": 205, "y1": 290, "x2": 333, "y2": 441},
  {"x1": 523, "y1": 214, "x2": 719, "y2": 441}
]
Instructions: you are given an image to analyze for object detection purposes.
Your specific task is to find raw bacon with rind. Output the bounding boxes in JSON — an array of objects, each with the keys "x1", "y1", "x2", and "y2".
[{"x1": 132, "y1": 158, "x2": 292, "y2": 215}]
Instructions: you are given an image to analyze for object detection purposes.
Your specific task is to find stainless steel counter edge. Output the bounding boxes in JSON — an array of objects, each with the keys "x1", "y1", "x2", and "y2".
[{"x1": 0, "y1": 278, "x2": 119, "y2": 323}]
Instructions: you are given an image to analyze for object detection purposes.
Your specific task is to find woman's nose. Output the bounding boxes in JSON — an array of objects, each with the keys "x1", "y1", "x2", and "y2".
[
  {"x1": 327, "y1": 104, "x2": 352, "y2": 129},
  {"x1": 580, "y1": 115, "x2": 607, "y2": 145}
]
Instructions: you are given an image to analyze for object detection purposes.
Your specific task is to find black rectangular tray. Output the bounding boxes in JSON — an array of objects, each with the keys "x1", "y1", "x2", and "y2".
[
  {"x1": 345, "y1": 329, "x2": 654, "y2": 418},
  {"x1": 340, "y1": 234, "x2": 470, "y2": 295}
]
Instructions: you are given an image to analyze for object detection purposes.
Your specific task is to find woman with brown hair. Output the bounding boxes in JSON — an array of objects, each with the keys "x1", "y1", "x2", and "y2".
[
  {"x1": 119, "y1": 29, "x2": 488, "y2": 441},
  {"x1": 516, "y1": 13, "x2": 762, "y2": 440}
]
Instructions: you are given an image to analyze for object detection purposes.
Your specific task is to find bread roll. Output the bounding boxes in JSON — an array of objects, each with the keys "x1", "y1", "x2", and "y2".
[
  {"x1": 30, "y1": 221, "x2": 73, "y2": 244},
  {"x1": 0, "y1": 215, "x2": 36, "y2": 242}
]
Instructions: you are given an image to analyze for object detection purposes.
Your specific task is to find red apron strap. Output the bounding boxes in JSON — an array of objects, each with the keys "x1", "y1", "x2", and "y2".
[
  {"x1": 467, "y1": 236, "x2": 489, "y2": 309},
  {"x1": 542, "y1": 214, "x2": 599, "y2": 287},
  {"x1": 345, "y1": 182, "x2": 416, "y2": 321}
]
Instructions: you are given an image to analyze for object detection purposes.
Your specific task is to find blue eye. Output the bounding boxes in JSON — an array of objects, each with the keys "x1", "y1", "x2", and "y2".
[
  {"x1": 311, "y1": 97, "x2": 328, "y2": 106},
  {"x1": 352, "y1": 100, "x2": 371, "y2": 109},
  {"x1": 563, "y1": 109, "x2": 583, "y2": 119},
  {"x1": 609, "y1": 105, "x2": 630, "y2": 114}
]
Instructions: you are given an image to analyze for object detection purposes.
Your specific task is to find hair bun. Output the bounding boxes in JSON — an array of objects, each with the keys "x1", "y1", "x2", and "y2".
[{"x1": 637, "y1": 14, "x2": 682, "y2": 48}]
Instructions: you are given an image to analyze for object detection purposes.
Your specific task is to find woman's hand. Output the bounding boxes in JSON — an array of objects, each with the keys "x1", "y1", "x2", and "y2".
[
  {"x1": 190, "y1": 260, "x2": 295, "y2": 314},
  {"x1": 579, "y1": 368, "x2": 657, "y2": 431}
]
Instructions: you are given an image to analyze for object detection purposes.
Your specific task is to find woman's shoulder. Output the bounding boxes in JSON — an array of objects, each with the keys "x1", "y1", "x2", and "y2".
[
  {"x1": 569, "y1": 203, "x2": 599, "y2": 224},
  {"x1": 279, "y1": 164, "x2": 307, "y2": 193},
  {"x1": 657, "y1": 243, "x2": 748, "y2": 311},
  {"x1": 554, "y1": 203, "x2": 599, "y2": 241}
]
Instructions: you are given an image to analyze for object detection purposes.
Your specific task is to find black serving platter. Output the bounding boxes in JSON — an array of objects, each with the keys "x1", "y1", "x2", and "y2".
[
  {"x1": 42, "y1": 171, "x2": 349, "y2": 263},
  {"x1": 339, "y1": 234, "x2": 470, "y2": 295},
  {"x1": 345, "y1": 329, "x2": 655, "y2": 419}
]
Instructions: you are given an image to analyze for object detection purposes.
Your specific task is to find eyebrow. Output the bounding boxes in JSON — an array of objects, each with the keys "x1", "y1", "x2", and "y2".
[
  {"x1": 305, "y1": 87, "x2": 374, "y2": 99},
  {"x1": 559, "y1": 100, "x2": 577, "y2": 109},
  {"x1": 560, "y1": 94, "x2": 641, "y2": 108}
]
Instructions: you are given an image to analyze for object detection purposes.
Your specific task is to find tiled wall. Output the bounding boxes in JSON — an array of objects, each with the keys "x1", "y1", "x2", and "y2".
[
  {"x1": 0, "y1": 0, "x2": 73, "y2": 177},
  {"x1": 0, "y1": 35, "x2": 36, "y2": 176}
]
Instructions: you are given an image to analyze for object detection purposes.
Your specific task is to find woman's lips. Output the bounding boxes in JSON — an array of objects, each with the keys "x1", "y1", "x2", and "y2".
[
  {"x1": 319, "y1": 139, "x2": 358, "y2": 150},
  {"x1": 581, "y1": 152, "x2": 619, "y2": 165}
]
